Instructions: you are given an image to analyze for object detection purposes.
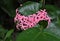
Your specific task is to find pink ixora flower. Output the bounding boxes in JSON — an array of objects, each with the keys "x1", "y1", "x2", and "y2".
[{"x1": 14, "y1": 9, "x2": 51, "y2": 30}]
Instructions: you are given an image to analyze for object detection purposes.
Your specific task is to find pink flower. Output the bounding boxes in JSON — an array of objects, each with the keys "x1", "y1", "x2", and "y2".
[{"x1": 14, "y1": 9, "x2": 51, "y2": 30}]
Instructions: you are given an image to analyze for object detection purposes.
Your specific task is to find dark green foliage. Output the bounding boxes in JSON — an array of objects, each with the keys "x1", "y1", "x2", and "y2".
[{"x1": 0, "y1": 0, "x2": 60, "y2": 41}]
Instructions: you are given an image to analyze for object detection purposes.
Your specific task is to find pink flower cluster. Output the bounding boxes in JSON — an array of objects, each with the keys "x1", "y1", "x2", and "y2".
[{"x1": 14, "y1": 9, "x2": 51, "y2": 30}]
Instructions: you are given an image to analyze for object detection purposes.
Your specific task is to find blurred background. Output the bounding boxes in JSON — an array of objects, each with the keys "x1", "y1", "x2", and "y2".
[{"x1": 0, "y1": 0, "x2": 60, "y2": 41}]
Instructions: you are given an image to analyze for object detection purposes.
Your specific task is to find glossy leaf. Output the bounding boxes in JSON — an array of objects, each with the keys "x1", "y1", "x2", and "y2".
[
  {"x1": 16, "y1": 27, "x2": 60, "y2": 41},
  {"x1": 4, "y1": 29, "x2": 14, "y2": 40},
  {"x1": 18, "y1": 1, "x2": 42, "y2": 16},
  {"x1": 44, "y1": 5, "x2": 60, "y2": 39}
]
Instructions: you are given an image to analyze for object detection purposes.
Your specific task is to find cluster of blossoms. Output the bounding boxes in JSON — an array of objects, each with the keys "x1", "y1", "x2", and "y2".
[{"x1": 14, "y1": 9, "x2": 51, "y2": 30}]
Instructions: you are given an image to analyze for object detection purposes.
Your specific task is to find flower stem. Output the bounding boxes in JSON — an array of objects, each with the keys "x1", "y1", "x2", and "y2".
[{"x1": 41, "y1": 0, "x2": 45, "y2": 9}]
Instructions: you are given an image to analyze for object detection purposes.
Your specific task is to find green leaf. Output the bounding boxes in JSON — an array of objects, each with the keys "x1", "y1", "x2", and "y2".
[
  {"x1": 4, "y1": 29, "x2": 14, "y2": 40},
  {"x1": 18, "y1": 1, "x2": 42, "y2": 16},
  {"x1": 5, "y1": 37, "x2": 13, "y2": 41},
  {"x1": 0, "y1": 39, "x2": 3, "y2": 41},
  {"x1": 45, "y1": 5, "x2": 60, "y2": 27},
  {"x1": 45, "y1": 5, "x2": 60, "y2": 17},
  {"x1": 44, "y1": 5, "x2": 60, "y2": 39},
  {"x1": 16, "y1": 27, "x2": 60, "y2": 41},
  {"x1": 44, "y1": 23, "x2": 60, "y2": 38},
  {"x1": 0, "y1": 25, "x2": 8, "y2": 39}
]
